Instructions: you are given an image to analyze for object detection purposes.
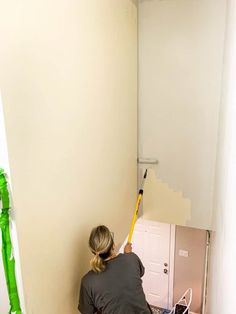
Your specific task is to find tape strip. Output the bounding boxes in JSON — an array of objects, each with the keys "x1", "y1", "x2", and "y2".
[{"x1": 0, "y1": 168, "x2": 23, "y2": 314}]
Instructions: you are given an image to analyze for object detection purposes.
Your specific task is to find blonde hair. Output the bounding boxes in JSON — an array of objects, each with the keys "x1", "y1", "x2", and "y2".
[{"x1": 89, "y1": 225, "x2": 114, "y2": 273}]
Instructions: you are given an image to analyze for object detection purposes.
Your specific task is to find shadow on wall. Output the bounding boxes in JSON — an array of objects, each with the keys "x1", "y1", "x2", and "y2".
[
  {"x1": 130, "y1": 0, "x2": 138, "y2": 7},
  {"x1": 139, "y1": 0, "x2": 154, "y2": 3},
  {"x1": 72, "y1": 228, "x2": 91, "y2": 303}
]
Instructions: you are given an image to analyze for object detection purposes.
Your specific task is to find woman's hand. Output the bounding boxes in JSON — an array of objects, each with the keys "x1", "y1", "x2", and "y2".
[{"x1": 124, "y1": 242, "x2": 132, "y2": 253}]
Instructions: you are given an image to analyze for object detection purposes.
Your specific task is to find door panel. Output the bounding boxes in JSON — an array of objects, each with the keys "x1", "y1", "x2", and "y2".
[{"x1": 132, "y1": 219, "x2": 171, "y2": 309}]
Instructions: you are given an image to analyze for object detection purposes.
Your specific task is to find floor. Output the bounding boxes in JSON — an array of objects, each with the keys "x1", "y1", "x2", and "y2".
[{"x1": 150, "y1": 305, "x2": 171, "y2": 314}]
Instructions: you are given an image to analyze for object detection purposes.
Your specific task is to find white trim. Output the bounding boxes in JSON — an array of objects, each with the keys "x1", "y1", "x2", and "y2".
[
  {"x1": 0, "y1": 93, "x2": 11, "y2": 177},
  {"x1": 168, "y1": 224, "x2": 176, "y2": 309},
  {"x1": 202, "y1": 231, "x2": 210, "y2": 314}
]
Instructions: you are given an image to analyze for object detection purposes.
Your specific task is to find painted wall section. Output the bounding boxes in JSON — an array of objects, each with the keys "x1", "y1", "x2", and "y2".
[
  {"x1": 174, "y1": 226, "x2": 206, "y2": 314},
  {"x1": 207, "y1": 1, "x2": 236, "y2": 313},
  {"x1": 143, "y1": 169, "x2": 191, "y2": 226},
  {"x1": 139, "y1": 0, "x2": 226, "y2": 229},
  {"x1": 0, "y1": 1, "x2": 137, "y2": 313}
]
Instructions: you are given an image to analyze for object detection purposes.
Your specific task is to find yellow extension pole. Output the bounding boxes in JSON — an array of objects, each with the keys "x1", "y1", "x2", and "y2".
[{"x1": 128, "y1": 169, "x2": 148, "y2": 243}]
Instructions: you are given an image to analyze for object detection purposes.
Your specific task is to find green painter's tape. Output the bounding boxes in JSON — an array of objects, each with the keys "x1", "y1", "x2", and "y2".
[{"x1": 0, "y1": 168, "x2": 23, "y2": 314}]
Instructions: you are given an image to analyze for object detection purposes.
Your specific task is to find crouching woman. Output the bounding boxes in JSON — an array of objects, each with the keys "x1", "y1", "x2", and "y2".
[{"x1": 78, "y1": 225, "x2": 152, "y2": 314}]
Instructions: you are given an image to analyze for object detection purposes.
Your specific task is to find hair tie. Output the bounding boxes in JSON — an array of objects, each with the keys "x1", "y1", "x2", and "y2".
[{"x1": 93, "y1": 250, "x2": 101, "y2": 256}]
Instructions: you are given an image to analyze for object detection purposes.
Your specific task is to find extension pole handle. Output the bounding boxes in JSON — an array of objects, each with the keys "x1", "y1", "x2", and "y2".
[
  {"x1": 127, "y1": 169, "x2": 148, "y2": 244},
  {"x1": 127, "y1": 191, "x2": 143, "y2": 243}
]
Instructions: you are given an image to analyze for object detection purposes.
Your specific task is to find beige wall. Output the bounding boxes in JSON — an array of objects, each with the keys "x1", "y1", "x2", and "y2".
[
  {"x1": 143, "y1": 169, "x2": 191, "y2": 226},
  {"x1": 207, "y1": 0, "x2": 236, "y2": 312},
  {"x1": 139, "y1": 0, "x2": 226, "y2": 230},
  {"x1": 0, "y1": 1, "x2": 137, "y2": 313},
  {"x1": 174, "y1": 226, "x2": 207, "y2": 313}
]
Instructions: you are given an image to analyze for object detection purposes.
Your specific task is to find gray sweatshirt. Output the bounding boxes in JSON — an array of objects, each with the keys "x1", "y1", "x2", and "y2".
[{"x1": 78, "y1": 252, "x2": 152, "y2": 314}]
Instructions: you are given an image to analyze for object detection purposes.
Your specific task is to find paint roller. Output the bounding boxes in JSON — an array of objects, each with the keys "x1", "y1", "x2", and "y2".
[{"x1": 127, "y1": 158, "x2": 158, "y2": 243}]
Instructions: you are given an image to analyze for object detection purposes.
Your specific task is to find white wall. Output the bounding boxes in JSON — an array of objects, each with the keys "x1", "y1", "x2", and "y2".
[
  {"x1": 207, "y1": 0, "x2": 236, "y2": 312},
  {"x1": 0, "y1": 93, "x2": 26, "y2": 313},
  {"x1": 139, "y1": 0, "x2": 226, "y2": 229},
  {"x1": 0, "y1": 1, "x2": 137, "y2": 313},
  {"x1": 0, "y1": 94, "x2": 11, "y2": 314}
]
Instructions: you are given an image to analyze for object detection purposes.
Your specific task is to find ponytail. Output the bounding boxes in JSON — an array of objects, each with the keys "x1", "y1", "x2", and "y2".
[
  {"x1": 89, "y1": 225, "x2": 114, "y2": 273},
  {"x1": 90, "y1": 254, "x2": 106, "y2": 273}
]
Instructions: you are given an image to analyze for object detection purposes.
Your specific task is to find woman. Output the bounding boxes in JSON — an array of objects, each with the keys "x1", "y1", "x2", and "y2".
[{"x1": 78, "y1": 225, "x2": 152, "y2": 314}]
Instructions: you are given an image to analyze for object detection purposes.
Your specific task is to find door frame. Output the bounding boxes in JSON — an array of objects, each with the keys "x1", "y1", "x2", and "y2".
[{"x1": 168, "y1": 224, "x2": 176, "y2": 309}]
